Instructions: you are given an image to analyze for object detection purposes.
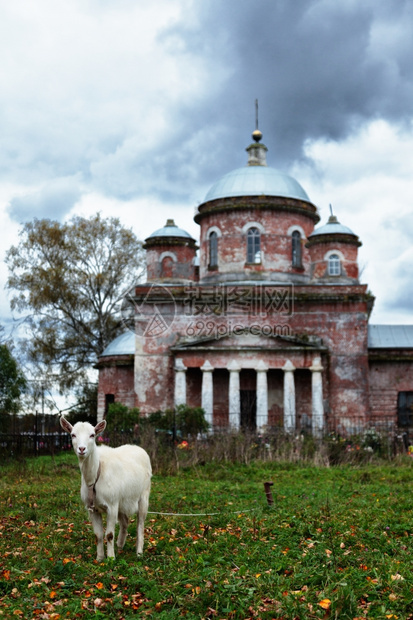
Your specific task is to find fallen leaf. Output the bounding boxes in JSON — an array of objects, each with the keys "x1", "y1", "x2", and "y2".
[{"x1": 319, "y1": 598, "x2": 331, "y2": 610}]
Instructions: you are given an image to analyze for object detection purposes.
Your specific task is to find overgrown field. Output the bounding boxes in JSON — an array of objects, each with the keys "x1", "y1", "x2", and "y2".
[{"x1": 1, "y1": 454, "x2": 413, "y2": 619}]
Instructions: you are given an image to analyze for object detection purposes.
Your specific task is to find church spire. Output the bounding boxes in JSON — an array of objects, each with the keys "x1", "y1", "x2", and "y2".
[{"x1": 246, "y1": 99, "x2": 268, "y2": 166}]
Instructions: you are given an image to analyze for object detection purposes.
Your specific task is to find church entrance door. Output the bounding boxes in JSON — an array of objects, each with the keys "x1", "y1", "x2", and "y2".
[{"x1": 240, "y1": 390, "x2": 257, "y2": 431}]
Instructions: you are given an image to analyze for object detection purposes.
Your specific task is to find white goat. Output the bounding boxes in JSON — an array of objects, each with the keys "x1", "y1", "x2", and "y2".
[{"x1": 60, "y1": 416, "x2": 151, "y2": 560}]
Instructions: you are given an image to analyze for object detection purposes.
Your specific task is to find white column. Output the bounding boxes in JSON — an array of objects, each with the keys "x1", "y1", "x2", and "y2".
[
  {"x1": 282, "y1": 360, "x2": 296, "y2": 433},
  {"x1": 256, "y1": 360, "x2": 268, "y2": 431},
  {"x1": 201, "y1": 361, "x2": 214, "y2": 428},
  {"x1": 174, "y1": 359, "x2": 187, "y2": 407},
  {"x1": 310, "y1": 357, "x2": 324, "y2": 438},
  {"x1": 227, "y1": 360, "x2": 241, "y2": 430}
]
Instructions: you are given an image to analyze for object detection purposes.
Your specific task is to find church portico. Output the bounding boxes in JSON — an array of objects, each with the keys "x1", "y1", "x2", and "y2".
[{"x1": 173, "y1": 352, "x2": 325, "y2": 433}]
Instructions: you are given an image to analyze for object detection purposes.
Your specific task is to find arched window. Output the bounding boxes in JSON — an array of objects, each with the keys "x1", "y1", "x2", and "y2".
[
  {"x1": 292, "y1": 230, "x2": 302, "y2": 267},
  {"x1": 161, "y1": 256, "x2": 174, "y2": 278},
  {"x1": 247, "y1": 227, "x2": 261, "y2": 264},
  {"x1": 328, "y1": 253, "x2": 341, "y2": 276},
  {"x1": 209, "y1": 231, "x2": 218, "y2": 268}
]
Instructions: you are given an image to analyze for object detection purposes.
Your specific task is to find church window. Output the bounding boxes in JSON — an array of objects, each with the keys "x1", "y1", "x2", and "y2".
[
  {"x1": 105, "y1": 394, "x2": 115, "y2": 416},
  {"x1": 209, "y1": 231, "x2": 218, "y2": 268},
  {"x1": 161, "y1": 256, "x2": 174, "y2": 278},
  {"x1": 292, "y1": 230, "x2": 302, "y2": 267},
  {"x1": 397, "y1": 391, "x2": 413, "y2": 427},
  {"x1": 328, "y1": 253, "x2": 341, "y2": 276},
  {"x1": 247, "y1": 227, "x2": 261, "y2": 263}
]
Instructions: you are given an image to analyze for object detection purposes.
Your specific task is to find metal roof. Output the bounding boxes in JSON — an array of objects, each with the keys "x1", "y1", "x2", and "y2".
[
  {"x1": 310, "y1": 215, "x2": 356, "y2": 238},
  {"x1": 147, "y1": 219, "x2": 194, "y2": 240},
  {"x1": 101, "y1": 331, "x2": 135, "y2": 357},
  {"x1": 368, "y1": 324, "x2": 413, "y2": 349},
  {"x1": 101, "y1": 324, "x2": 413, "y2": 356},
  {"x1": 203, "y1": 165, "x2": 311, "y2": 203}
]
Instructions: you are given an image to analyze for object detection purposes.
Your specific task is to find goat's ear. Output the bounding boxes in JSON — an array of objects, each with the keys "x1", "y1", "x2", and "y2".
[
  {"x1": 60, "y1": 416, "x2": 73, "y2": 434},
  {"x1": 95, "y1": 420, "x2": 106, "y2": 435}
]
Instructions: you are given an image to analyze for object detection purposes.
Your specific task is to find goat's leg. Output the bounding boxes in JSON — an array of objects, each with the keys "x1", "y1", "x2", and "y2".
[
  {"x1": 117, "y1": 512, "x2": 129, "y2": 550},
  {"x1": 90, "y1": 511, "x2": 105, "y2": 561},
  {"x1": 136, "y1": 490, "x2": 149, "y2": 555},
  {"x1": 105, "y1": 506, "x2": 118, "y2": 558}
]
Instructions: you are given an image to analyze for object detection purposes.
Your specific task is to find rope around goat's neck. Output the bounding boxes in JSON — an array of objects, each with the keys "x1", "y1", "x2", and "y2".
[{"x1": 87, "y1": 462, "x2": 101, "y2": 512}]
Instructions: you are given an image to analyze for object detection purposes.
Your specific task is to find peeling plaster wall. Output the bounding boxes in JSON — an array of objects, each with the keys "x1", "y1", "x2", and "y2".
[
  {"x1": 308, "y1": 241, "x2": 359, "y2": 281},
  {"x1": 198, "y1": 207, "x2": 315, "y2": 281},
  {"x1": 97, "y1": 360, "x2": 135, "y2": 422}
]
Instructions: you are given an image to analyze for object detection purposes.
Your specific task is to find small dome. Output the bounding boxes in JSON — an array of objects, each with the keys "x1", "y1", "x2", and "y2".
[
  {"x1": 310, "y1": 214, "x2": 356, "y2": 238},
  {"x1": 101, "y1": 331, "x2": 134, "y2": 357},
  {"x1": 204, "y1": 165, "x2": 311, "y2": 203},
  {"x1": 147, "y1": 219, "x2": 194, "y2": 240}
]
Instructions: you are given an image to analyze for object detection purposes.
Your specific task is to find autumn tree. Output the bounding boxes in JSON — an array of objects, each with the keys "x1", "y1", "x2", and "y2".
[
  {"x1": 6, "y1": 214, "x2": 144, "y2": 392},
  {"x1": 0, "y1": 343, "x2": 27, "y2": 431}
]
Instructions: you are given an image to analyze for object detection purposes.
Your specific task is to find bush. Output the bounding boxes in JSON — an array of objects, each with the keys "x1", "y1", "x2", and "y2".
[
  {"x1": 175, "y1": 404, "x2": 209, "y2": 437},
  {"x1": 105, "y1": 403, "x2": 140, "y2": 434},
  {"x1": 143, "y1": 405, "x2": 209, "y2": 439}
]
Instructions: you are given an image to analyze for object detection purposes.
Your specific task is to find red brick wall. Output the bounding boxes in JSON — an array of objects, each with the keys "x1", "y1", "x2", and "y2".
[
  {"x1": 198, "y1": 208, "x2": 315, "y2": 280},
  {"x1": 97, "y1": 360, "x2": 135, "y2": 420},
  {"x1": 308, "y1": 240, "x2": 359, "y2": 281},
  {"x1": 146, "y1": 243, "x2": 197, "y2": 281},
  {"x1": 369, "y1": 358, "x2": 413, "y2": 425}
]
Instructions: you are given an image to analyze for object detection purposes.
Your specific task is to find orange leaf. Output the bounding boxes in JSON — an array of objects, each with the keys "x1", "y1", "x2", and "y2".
[
  {"x1": 319, "y1": 598, "x2": 331, "y2": 610},
  {"x1": 96, "y1": 582, "x2": 104, "y2": 590}
]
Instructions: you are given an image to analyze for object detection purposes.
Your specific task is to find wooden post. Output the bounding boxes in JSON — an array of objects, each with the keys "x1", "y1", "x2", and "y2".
[{"x1": 264, "y1": 481, "x2": 274, "y2": 506}]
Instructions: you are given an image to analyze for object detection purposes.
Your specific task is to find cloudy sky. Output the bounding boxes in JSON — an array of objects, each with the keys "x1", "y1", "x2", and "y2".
[{"x1": 1, "y1": 0, "x2": 413, "y2": 333}]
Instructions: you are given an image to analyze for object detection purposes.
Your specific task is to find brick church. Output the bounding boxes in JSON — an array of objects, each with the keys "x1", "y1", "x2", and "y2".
[{"x1": 96, "y1": 129, "x2": 413, "y2": 435}]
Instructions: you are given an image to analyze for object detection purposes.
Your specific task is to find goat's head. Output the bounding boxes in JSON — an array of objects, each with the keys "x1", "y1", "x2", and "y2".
[{"x1": 60, "y1": 417, "x2": 106, "y2": 459}]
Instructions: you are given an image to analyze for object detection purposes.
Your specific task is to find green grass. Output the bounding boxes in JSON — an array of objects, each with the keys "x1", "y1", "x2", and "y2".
[{"x1": 1, "y1": 454, "x2": 413, "y2": 618}]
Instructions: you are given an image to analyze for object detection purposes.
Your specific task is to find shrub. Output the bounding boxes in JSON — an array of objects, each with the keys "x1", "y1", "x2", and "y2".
[
  {"x1": 105, "y1": 402, "x2": 140, "y2": 434},
  {"x1": 143, "y1": 405, "x2": 209, "y2": 439}
]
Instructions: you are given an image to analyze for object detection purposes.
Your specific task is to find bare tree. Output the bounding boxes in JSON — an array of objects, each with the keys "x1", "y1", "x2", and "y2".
[{"x1": 6, "y1": 213, "x2": 144, "y2": 392}]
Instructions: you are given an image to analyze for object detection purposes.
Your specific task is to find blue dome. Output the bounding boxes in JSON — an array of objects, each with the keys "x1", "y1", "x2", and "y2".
[
  {"x1": 310, "y1": 215, "x2": 356, "y2": 238},
  {"x1": 101, "y1": 331, "x2": 134, "y2": 357},
  {"x1": 204, "y1": 165, "x2": 311, "y2": 203},
  {"x1": 147, "y1": 219, "x2": 194, "y2": 240}
]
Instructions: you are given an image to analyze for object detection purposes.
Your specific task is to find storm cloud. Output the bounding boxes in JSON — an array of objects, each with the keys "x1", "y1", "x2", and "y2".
[{"x1": 0, "y1": 0, "x2": 412, "y2": 325}]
